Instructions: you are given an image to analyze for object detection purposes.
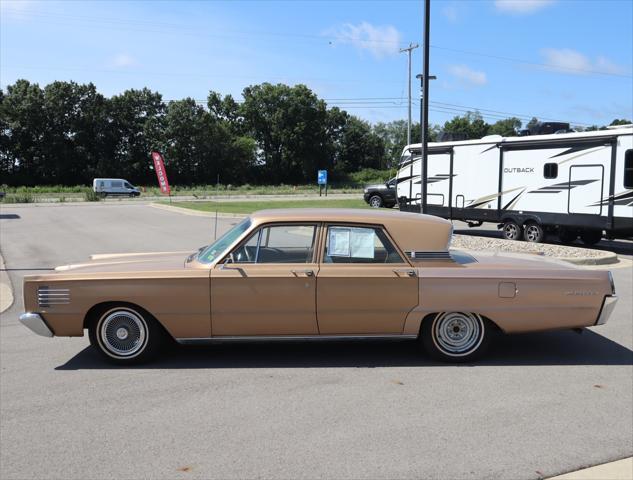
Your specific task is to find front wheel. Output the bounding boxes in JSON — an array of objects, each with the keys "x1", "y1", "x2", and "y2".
[
  {"x1": 89, "y1": 305, "x2": 165, "y2": 365},
  {"x1": 420, "y1": 312, "x2": 492, "y2": 362},
  {"x1": 368, "y1": 195, "x2": 384, "y2": 208}
]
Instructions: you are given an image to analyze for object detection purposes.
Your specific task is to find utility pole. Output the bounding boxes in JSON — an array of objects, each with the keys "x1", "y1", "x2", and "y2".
[
  {"x1": 420, "y1": 0, "x2": 431, "y2": 214},
  {"x1": 399, "y1": 42, "x2": 419, "y2": 145}
]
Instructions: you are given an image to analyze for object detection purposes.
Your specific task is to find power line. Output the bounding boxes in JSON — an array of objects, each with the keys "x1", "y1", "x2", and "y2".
[{"x1": 4, "y1": 8, "x2": 632, "y2": 79}]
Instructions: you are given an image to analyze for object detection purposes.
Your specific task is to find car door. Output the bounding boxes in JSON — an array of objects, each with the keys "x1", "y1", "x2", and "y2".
[
  {"x1": 210, "y1": 223, "x2": 320, "y2": 336},
  {"x1": 316, "y1": 224, "x2": 419, "y2": 334}
]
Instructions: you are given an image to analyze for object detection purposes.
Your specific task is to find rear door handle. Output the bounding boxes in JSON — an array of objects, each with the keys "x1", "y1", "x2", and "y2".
[
  {"x1": 393, "y1": 269, "x2": 416, "y2": 277},
  {"x1": 291, "y1": 269, "x2": 314, "y2": 277}
]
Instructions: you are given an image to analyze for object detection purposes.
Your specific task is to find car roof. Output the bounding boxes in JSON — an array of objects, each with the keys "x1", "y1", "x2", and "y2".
[{"x1": 249, "y1": 208, "x2": 452, "y2": 253}]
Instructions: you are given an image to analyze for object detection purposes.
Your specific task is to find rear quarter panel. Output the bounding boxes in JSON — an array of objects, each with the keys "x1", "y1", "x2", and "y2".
[{"x1": 403, "y1": 267, "x2": 612, "y2": 334}]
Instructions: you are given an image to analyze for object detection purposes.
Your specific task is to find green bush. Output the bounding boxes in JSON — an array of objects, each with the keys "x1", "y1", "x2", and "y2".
[
  {"x1": 83, "y1": 189, "x2": 101, "y2": 202},
  {"x1": 1, "y1": 193, "x2": 33, "y2": 203}
]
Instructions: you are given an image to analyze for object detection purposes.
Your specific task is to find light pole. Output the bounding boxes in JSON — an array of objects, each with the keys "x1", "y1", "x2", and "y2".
[
  {"x1": 416, "y1": 72, "x2": 436, "y2": 214},
  {"x1": 399, "y1": 43, "x2": 419, "y2": 145},
  {"x1": 419, "y1": 0, "x2": 432, "y2": 214}
]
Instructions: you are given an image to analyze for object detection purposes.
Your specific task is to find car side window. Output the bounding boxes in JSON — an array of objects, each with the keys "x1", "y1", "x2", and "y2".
[
  {"x1": 324, "y1": 226, "x2": 403, "y2": 264},
  {"x1": 231, "y1": 224, "x2": 317, "y2": 264}
]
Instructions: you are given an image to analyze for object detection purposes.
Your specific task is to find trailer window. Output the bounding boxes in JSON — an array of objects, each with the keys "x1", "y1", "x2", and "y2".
[
  {"x1": 544, "y1": 163, "x2": 558, "y2": 179},
  {"x1": 625, "y1": 150, "x2": 633, "y2": 188}
]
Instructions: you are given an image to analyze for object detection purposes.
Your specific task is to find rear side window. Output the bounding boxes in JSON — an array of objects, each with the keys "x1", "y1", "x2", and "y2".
[
  {"x1": 625, "y1": 150, "x2": 633, "y2": 188},
  {"x1": 544, "y1": 163, "x2": 558, "y2": 179},
  {"x1": 112, "y1": 181, "x2": 123, "y2": 188},
  {"x1": 324, "y1": 226, "x2": 403, "y2": 264}
]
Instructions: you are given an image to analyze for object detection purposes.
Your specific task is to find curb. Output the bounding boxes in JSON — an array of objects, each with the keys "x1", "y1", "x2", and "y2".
[
  {"x1": 149, "y1": 203, "x2": 247, "y2": 219},
  {"x1": 558, "y1": 252, "x2": 619, "y2": 265},
  {"x1": 0, "y1": 250, "x2": 14, "y2": 314},
  {"x1": 548, "y1": 456, "x2": 632, "y2": 479}
]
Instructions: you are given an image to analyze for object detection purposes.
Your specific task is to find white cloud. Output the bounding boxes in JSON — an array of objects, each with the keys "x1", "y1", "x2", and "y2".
[
  {"x1": 325, "y1": 22, "x2": 402, "y2": 59},
  {"x1": 494, "y1": 0, "x2": 555, "y2": 14},
  {"x1": 448, "y1": 64, "x2": 487, "y2": 86},
  {"x1": 110, "y1": 53, "x2": 137, "y2": 68},
  {"x1": 0, "y1": 0, "x2": 36, "y2": 19},
  {"x1": 442, "y1": 4, "x2": 460, "y2": 23},
  {"x1": 541, "y1": 48, "x2": 629, "y2": 76}
]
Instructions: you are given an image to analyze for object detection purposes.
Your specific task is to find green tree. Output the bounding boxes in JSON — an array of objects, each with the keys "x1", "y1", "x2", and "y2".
[
  {"x1": 488, "y1": 117, "x2": 522, "y2": 137},
  {"x1": 442, "y1": 111, "x2": 490, "y2": 140},
  {"x1": 332, "y1": 114, "x2": 384, "y2": 175},
  {"x1": 610, "y1": 118, "x2": 631, "y2": 126},
  {"x1": 0, "y1": 80, "x2": 47, "y2": 185},
  {"x1": 240, "y1": 83, "x2": 330, "y2": 184},
  {"x1": 108, "y1": 88, "x2": 165, "y2": 184}
]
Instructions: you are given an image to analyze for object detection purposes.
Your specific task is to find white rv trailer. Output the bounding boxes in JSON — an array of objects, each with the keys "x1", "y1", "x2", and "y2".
[{"x1": 396, "y1": 126, "x2": 633, "y2": 244}]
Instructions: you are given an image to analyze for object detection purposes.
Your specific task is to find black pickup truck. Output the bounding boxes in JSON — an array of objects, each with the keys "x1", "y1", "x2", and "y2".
[{"x1": 363, "y1": 177, "x2": 397, "y2": 208}]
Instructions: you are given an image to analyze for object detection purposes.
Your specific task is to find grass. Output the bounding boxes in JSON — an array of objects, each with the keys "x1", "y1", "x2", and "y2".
[{"x1": 164, "y1": 198, "x2": 370, "y2": 215}]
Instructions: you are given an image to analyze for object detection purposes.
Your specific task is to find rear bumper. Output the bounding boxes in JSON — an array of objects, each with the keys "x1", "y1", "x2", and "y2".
[
  {"x1": 19, "y1": 313, "x2": 54, "y2": 337},
  {"x1": 595, "y1": 296, "x2": 618, "y2": 326}
]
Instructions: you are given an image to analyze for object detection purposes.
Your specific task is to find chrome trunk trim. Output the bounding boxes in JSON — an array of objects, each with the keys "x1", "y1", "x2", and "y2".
[{"x1": 595, "y1": 296, "x2": 618, "y2": 326}]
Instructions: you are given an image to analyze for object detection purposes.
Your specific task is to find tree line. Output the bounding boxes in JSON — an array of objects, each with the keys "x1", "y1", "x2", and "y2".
[{"x1": 0, "y1": 79, "x2": 628, "y2": 186}]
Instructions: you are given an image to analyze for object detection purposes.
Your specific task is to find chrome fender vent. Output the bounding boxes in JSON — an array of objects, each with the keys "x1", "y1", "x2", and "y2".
[{"x1": 37, "y1": 286, "x2": 70, "y2": 307}]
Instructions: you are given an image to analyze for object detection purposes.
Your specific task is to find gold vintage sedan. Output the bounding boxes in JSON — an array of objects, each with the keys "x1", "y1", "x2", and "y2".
[{"x1": 20, "y1": 209, "x2": 617, "y2": 364}]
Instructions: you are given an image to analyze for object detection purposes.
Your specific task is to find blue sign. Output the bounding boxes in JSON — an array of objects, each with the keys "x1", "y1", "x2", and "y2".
[{"x1": 318, "y1": 170, "x2": 328, "y2": 185}]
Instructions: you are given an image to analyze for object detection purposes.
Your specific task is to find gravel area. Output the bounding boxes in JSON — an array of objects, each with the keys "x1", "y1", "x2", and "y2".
[{"x1": 452, "y1": 234, "x2": 614, "y2": 262}]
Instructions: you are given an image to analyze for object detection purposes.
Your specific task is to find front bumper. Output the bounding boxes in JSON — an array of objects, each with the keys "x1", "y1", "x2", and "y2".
[
  {"x1": 19, "y1": 313, "x2": 54, "y2": 337},
  {"x1": 595, "y1": 296, "x2": 618, "y2": 326}
]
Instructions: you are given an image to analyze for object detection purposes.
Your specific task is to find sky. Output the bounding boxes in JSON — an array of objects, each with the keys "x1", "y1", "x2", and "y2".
[{"x1": 1, "y1": 0, "x2": 632, "y2": 129}]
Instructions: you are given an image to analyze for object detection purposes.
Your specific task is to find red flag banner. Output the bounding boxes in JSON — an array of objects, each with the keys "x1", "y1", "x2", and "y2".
[{"x1": 151, "y1": 151, "x2": 171, "y2": 195}]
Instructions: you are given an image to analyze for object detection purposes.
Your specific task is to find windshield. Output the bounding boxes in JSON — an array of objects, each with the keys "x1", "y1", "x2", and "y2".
[{"x1": 197, "y1": 218, "x2": 252, "y2": 264}]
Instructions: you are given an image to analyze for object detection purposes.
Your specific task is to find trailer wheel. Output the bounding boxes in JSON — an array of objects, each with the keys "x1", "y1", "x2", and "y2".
[
  {"x1": 558, "y1": 228, "x2": 578, "y2": 244},
  {"x1": 580, "y1": 229, "x2": 602, "y2": 246},
  {"x1": 524, "y1": 221, "x2": 544, "y2": 243},
  {"x1": 502, "y1": 220, "x2": 523, "y2": 241}
]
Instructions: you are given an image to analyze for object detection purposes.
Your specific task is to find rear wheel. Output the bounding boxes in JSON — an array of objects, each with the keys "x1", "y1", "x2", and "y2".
[
  {"x1": 88, "y1": 305, "x2": 165, "y2": 365},
  {"x1": 524, "y1": 221, "x2": 544, "y2": 243},
  {"x1": 421, "y1": 312, "x2": 491, "y2": 362},
  {"x1": 580, "y1": 229, "x2": 602, "y2": 246},
  {"x1": 502, "y1": 220, "x2": 523, "y2": 241},
  {"x1": 369, "y1": 195, "x2": 384, "y2": 208}
]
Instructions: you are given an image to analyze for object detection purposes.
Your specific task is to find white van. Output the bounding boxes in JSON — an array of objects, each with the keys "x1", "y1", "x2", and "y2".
[{"x1": 93, "y1": 178, "x2": 141, "y2": 197}]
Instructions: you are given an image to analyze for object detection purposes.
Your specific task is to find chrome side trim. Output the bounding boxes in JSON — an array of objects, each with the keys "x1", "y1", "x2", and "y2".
[
  {"x1": 19, "y1": 313, "x2": 54, "y2": 337},
  {"x1": 595, "y1": 296, "x2": 618, "y2": 326},
  {"x1": 176, "y1": 334, "x2": 418, "y2": 345}
]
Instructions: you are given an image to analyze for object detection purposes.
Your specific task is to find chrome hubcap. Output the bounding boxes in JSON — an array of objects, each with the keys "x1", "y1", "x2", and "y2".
[
  {"x1": 100, "y1": 310, "x2": 146, "y2": 357},
  {"x1": 370, "y1": 197, "x2": 381, "y2": 207},
  {"x1": 432, "y1": 312, "x2": 484, "y2": 357}
]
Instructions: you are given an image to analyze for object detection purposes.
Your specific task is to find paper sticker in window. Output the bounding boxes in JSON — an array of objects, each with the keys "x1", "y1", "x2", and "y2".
[
  {"x1": 328, "y1": 227, "x2": 351, "y2": 257},
  {"x1": 350, "y1": 228, "x2": 375, "y2": 259}
]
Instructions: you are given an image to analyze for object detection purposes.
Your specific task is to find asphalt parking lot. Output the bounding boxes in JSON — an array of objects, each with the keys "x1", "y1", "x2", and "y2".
[{"x1": 1, "y1": 203, "x2": 632, "y2": 480}]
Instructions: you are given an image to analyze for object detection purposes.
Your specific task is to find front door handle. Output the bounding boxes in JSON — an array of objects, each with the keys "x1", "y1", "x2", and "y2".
[
  {"x1": 393, "y1": 269, "x2": 416, "y2": 277},
  {"x1": 291, "y1": 269, "x2": 314, "y2": 277}
]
